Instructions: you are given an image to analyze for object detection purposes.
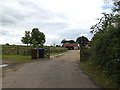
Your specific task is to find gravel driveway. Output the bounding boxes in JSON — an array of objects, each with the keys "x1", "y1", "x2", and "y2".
[{"x1": 2, "y1": 50, "x2": 99, "y2": 88}]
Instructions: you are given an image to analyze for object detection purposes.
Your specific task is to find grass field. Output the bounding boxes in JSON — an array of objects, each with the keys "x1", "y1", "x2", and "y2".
[
  {"x1": 80, "y1": 60, "x2": 119, "y2": 88},
  {"x1": 2, "y1": 55, "x2": 45, "y2": 64}
]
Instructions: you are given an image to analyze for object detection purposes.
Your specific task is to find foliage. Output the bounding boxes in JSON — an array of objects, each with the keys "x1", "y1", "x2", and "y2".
[
  {"x1": 91, "y1": 24, "x2": 120, "y2": 83},
  {"x1": 32, "y1": 38, "x2": 38, "y2": 48},
  {"x1": 80, "y1": 46, "x2": 91, "y2": 61},
  {"x1": 61, "y1": 39, "x2": 66, "y2": 43},
  {"x1": 61, "y1": 39, "x2": 76, "y2": 43},
  {"x1": 21, "y1": 28, "x2": 45, "y2": 47},
  {"x1": 31, "y1": 28, "x2": 45, "y2": 46},
  {"x1": 81, "y1": 1, "x2": 120, "y2": 86},
  {"x1": 80, "y1": 60, "x2": 119, "y2": 88},
  {"x1": 21, "y1": 31, "x2": 31, "y2": 46},
  {"x1": 5, "y1": 43, "x2": 9, "y2": 45},
  {"x1": 76, "y1": 36, "x2": 89, "y2": 46},
  {"x1": 112, "y1": 1, "x2": 120, "y2": 13}
]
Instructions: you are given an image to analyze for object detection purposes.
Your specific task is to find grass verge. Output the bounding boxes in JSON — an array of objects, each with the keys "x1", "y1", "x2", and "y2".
[
  {"x1": 2, "y1": 50, "x2": 68, "y2": 65},
  {"x1": 2, "y1": 55, "x2": 45, "y2": 64},
  {"x1": 80, "y1": 60, "x2": 119, "y2": 88}
]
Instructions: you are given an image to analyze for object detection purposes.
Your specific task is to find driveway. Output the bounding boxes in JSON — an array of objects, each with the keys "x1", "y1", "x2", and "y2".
[{"x1": 2, "y1": 50, "x2": 99, "y2": 88}]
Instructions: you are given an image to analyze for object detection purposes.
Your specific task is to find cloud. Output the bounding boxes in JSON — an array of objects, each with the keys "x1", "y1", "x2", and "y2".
[{"x1": 1, "y1": 0, "x2": 108, "y2": 45}]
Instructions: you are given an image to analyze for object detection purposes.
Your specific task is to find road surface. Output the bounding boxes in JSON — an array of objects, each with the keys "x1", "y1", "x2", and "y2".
[{"x1": 2, "y1": 50, "x2": 99, "y2": 88}]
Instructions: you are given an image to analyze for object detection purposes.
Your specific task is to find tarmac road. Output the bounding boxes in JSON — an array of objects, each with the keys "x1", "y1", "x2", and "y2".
[{"x1": 2, "y1": 50, "x2": 99, "y2": 88}]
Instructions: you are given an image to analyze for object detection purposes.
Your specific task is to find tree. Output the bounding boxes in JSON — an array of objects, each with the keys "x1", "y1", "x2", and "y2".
[
  {"x1": 61, "y1": 39, "x2": 76, "y2": 44},
  {"x1": 21, "y1": 31, "x2": 31, "y2": 46},
  {"x1": 61, "y1": 39, "x2": 66, "y2": 43},
  {"x1": 112, "y1": 1, "x2": 120, "y2": 13},
  {"x1": 90, "y1": 1, "x2": 120, "y2": 35},
  {"x1": 90, "y1": 13, "x2": 113, "y2": 35},
  {"x1": 21, "y1": 28, "x2": 46, "y2": 47},
  {"x1": 32, "y1": 38, "x2": 38, "y2": 48},
  {"x1": 5, "y1": 43, "x2": 9, "y2": 45},
  {"x1": 31, "y1": 28, "x2": 45, "y2": 47},
  {"x1": 76, "y1": 36, "x2": 89, "y2": 46},
  {"x1": 89, "y1": 1, "x2": 120, "y2": 85}
]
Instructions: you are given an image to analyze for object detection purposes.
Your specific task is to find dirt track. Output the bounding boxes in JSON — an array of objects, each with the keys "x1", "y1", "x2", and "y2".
[{"x1": 2, "y1": 50, "x2": 99, "y2": 88}]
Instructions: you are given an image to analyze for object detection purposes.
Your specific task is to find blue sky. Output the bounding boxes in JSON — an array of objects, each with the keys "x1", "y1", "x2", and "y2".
[
  {"x1": 102, "y1": 5, "x2": 113, "y2": 10},
  {"x1": 0, "y1": 0, "x2": 114, "y2": 45}
]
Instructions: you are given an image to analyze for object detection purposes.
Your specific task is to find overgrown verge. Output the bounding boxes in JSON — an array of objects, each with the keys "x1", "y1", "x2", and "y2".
[{"x1": 80, "y1": 47, "x2": 120, "y2": 88}]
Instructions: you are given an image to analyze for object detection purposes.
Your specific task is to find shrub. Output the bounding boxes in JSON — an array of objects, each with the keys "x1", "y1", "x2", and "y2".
[
  {"x1": 91, "y1": 25, "x2": 120, "y2": 85},
  {"x1": 80, "y1": 46, "x2": 91, "y2": 61}
]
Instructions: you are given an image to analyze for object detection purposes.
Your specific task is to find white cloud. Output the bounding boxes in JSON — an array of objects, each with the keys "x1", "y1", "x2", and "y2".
[{"x1": 1, "y1": 0, "x2": 110, "y2": 45}]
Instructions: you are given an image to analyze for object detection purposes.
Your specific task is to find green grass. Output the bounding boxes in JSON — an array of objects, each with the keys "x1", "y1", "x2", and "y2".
[
  {"x1": 50, "y1": 50, "x2": 68, "y2": 55},
  {"x1": 2, "y1": 55, "x2": 45, "y2": 64},
  {"x1": 80, "y1": 60, "x2": 119, "y2": 88},
  {"x1": 2, "y1": 50, "x2": 68, "y2": 65}
]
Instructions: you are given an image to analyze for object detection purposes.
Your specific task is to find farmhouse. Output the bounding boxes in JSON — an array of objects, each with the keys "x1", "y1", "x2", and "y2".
[{"x1": 61, "y1": 40, "x2": 79, "y2": 50}]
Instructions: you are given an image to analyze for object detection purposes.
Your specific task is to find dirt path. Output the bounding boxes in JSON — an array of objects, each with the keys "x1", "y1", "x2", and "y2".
[{"x1": 2, "y1": 50, "x2": 99, "y2": 88}]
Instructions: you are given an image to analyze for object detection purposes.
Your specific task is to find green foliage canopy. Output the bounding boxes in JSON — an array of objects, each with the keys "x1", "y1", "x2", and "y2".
[
  {"x1": 21, "y1": 31, "x2": 31, "y2": 46},
  {"x1": 61, "y1": 39, "x2": 76, "y2": 44},
  {"x1": 21, "y1": 28, "x2": 46, "y2": 47},
  {"x1": 31, "y1": 28, "x2": 45, "y2": 45},
  {"x1": 76, "y1": 36, "x2": 89, "y2": 46},
  {"x1": 89, "y1": 1, "x2": 120, "y2": 85}
]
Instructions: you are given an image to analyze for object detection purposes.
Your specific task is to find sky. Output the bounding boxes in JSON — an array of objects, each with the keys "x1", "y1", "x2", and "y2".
[{"x1": 0, "y1": 0, "x2": 115, "y2": 45}]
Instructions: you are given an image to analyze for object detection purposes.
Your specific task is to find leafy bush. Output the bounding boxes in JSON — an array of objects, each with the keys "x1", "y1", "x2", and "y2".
[
  {"x1": 80, "y1": 25, "x2": 120, "y2": 86},
  {"x1": 91, "y1": 24, "x2": 120, "y2": 84},
  {"x1": 80, "y1": 1, "x2": 120, "y2": 86},
  {"x1": 80, "y1": 46, "x2": 91, "y2": 61}
]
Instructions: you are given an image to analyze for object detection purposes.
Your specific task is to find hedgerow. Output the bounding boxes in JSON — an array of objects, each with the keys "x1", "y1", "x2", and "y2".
[{"x1": 80, "y1": 1, "x2": 120, "y2": 86}]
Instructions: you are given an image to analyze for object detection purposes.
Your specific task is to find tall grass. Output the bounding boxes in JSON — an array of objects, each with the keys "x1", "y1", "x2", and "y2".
[{"x1": 80, "y1": 47, "x2": 120, "y2": 88}]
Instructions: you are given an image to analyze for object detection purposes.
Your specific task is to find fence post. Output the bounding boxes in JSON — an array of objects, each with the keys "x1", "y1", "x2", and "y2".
[
  {"x1": 47, "y1": 47, "x2": 50, "y2": 59},
  {"x1": 24, "y1": 48, "x2": 25, "y2": 55},
  {"x1": 17, "y1": 46, "x2": 19, "y2": 55}
]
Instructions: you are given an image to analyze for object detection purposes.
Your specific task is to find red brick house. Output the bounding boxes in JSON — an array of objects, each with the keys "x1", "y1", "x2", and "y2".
[{"x1": 61, "y1": 40, "x2": 79, "y2": 50}]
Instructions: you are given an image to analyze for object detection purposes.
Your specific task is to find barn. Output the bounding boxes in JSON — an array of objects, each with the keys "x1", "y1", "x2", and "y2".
[{"x1": 61, "y1": 40, "x2": 79, "y2": 50}]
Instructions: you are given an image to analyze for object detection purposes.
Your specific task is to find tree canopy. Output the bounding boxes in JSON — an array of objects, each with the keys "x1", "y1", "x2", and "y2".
[
  {"x1": 31, "y1": 28, "x2": 45, "y2": 45},
  {"x1": 89, "y1": 1, "x2": 120, "y2": 85},
  {"x1": 21, "y1": 31, "x2": 31, "y2": 46},
  {"x1": 76, "y1": 36, "x2": 89, "y2": 46},
  {"x1": 21, "y1": 28, "x2": 45, "y2": 47},
  {"x1": 61, "y1": 39, "x2": 76, "y2": 44}
]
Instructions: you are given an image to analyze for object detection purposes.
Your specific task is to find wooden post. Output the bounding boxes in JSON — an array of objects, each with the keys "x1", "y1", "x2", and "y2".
[
  {"x1": 24, "y1": 48, "x2": 25, "y2": 55},
  {"x1": 17, "y1": 46, "x2": 19, "y2": 55}
]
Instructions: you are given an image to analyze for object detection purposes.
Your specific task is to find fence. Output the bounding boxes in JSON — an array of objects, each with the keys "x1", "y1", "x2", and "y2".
[
  {"x1": 2, "y1": 46, "x2": 67, "y2": 56},
  {"x1": 2, "y1": 46, "x2": 32, "y2": 55}
]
